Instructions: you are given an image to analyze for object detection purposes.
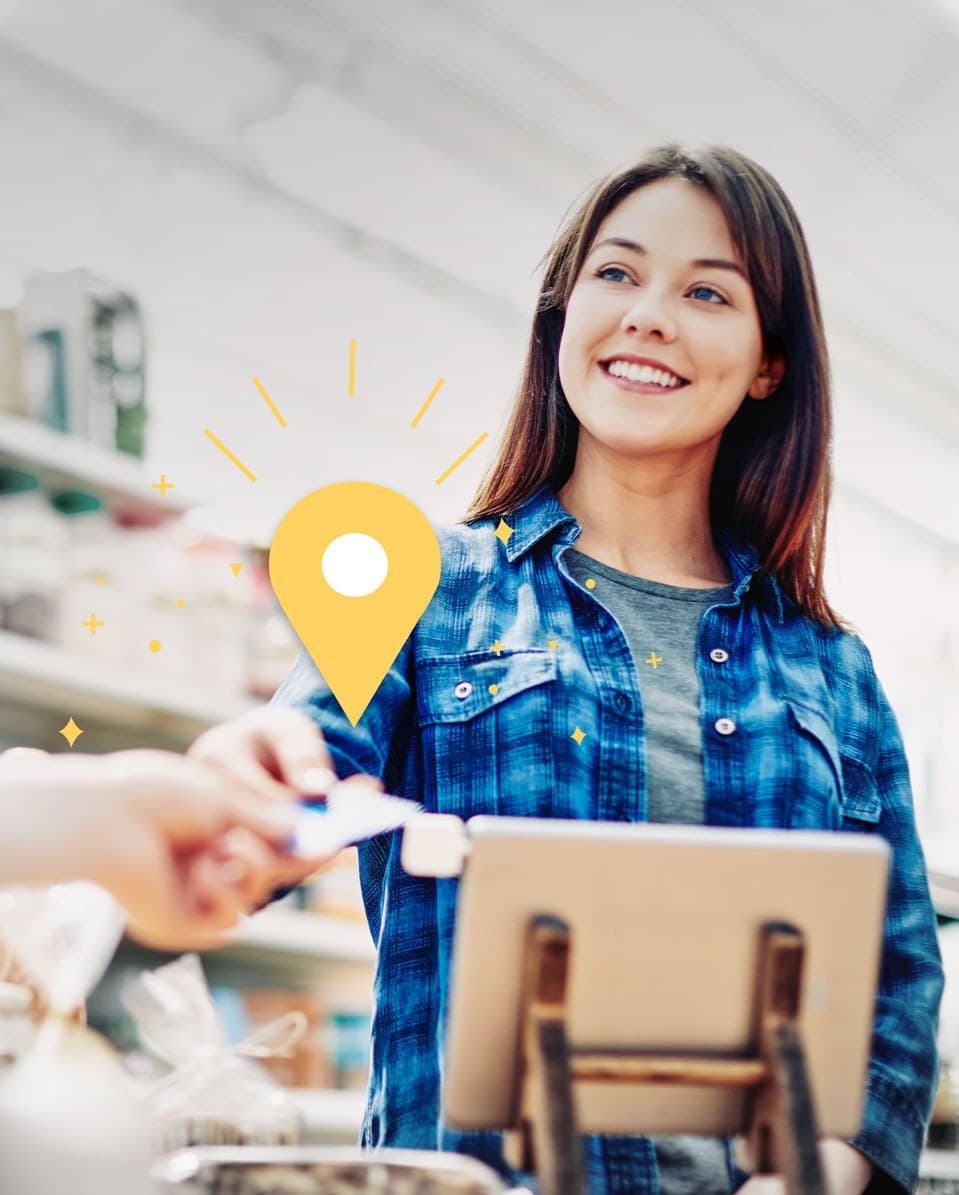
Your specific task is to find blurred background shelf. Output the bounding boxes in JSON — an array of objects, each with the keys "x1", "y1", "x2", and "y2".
[
  {"x1": 0, "y1": 411, "x2": 197, "y2": 515},
  {"x1": 0, "y1": 627, "x2": 257, "y2": 742},
  {"x1": 220, "y1": 907, "x2": 376, "y2": 968}
]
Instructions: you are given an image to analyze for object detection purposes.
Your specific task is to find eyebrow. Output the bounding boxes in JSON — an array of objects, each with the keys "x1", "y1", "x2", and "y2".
[{"x1": 589, "y1": 236, "x2": 748, "y2": 281}]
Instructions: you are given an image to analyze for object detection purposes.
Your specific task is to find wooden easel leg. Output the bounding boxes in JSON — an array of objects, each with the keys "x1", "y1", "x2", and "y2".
[
  {"x1": 513, "y1": 916, "x2": 588, "y2": 1195},
  {"x1": 748, "y1": 924, "x2": 827, "y2": 1195}
]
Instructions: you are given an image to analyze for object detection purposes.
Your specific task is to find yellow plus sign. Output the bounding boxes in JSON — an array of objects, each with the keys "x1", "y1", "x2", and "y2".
[
  {"x1": 152, "y1": 473, "x2": 175, "y2": 497},
  {"x1": 82, "y1": 613, "x2": 105, "y2": 635},
  {"x1": 645, "y1": 651, "x2": 663, "y2": 670},
  {"x1": 490, "y1": 639, "x2": 506, "y2": 656}
]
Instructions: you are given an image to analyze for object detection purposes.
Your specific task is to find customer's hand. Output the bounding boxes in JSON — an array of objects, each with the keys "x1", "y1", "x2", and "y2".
[
  {"x1": 187, "y1": 706, "x2": 386, "y2": 897},
  {"x1": 0, "y1": 747, "x2": 300, "y2": 951}
]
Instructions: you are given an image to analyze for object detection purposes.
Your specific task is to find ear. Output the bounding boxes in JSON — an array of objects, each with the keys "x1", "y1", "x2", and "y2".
[{"x1": 747, "y1": 352, "x2": 786, "y2": 401}]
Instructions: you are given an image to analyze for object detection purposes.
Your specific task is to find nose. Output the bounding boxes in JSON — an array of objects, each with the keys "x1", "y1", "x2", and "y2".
[{"x1": 621, "y1": 286, "x2": 678, "y2": 342}]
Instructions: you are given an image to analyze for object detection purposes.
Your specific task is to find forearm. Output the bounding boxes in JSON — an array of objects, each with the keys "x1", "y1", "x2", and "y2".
[{"x1": 0, "y1": 757, "x2": 119, "y2": 889}]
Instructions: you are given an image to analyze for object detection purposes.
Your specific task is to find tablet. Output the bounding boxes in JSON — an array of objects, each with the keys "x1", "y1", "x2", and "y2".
[{"x1": 442, "y1": 817, "x2": 889, "y2": 1138}]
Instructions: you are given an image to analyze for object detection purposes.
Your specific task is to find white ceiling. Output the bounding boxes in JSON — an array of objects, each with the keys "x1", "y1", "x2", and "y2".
[{"x1": 0, "y1": 0, "x2": 956, "y2": 556}]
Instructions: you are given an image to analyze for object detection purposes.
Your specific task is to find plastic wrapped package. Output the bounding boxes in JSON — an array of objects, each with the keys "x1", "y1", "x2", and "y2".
[
  {"x1": 124, "y1": 954, "x2": 304, "y2": 1153},
  {"x1": 0, "y1": 882, "x2": 153, "y2": 1194}
]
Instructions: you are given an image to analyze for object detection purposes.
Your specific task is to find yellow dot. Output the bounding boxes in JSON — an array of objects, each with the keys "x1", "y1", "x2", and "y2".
[
  {"x1": 585, "y1": 578, "x2": 596, "y2": 589},
  {"x1": 176, "y1": 599, "x2": 185, "y2": 608},
  {"x1": 96, "y1": 576, "x2": 104, "y2": 585},
  {"x1": 149, "y1": 640, "x2": 162, "y2": 653},
  {"x1": 488, "y1": 684, "x2": 499, "y2": 695}
]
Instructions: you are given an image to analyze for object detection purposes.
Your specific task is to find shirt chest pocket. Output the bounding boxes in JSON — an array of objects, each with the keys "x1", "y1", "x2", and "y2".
[
  {"x1": 787, "y1": 702, "x2": 882, "y2": 832},
  {"x1": 416, "y1": 649, "x2": 558, "y2": 819}
]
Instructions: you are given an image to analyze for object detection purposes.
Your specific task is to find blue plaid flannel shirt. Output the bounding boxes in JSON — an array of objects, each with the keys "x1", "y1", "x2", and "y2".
[{"x1": 273, "y1": 483, "x2": 943, "y2": 1195}]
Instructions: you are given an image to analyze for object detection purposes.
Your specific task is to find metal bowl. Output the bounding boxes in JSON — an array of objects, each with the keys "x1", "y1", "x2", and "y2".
[{"x1": 151, "y1": 1145, "x2": 510, "y2": 1195}]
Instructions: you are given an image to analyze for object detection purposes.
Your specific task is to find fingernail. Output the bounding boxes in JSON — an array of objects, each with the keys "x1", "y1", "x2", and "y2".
[{"x1": 297, "y1": 766, "x2": 337, "y2": 794}]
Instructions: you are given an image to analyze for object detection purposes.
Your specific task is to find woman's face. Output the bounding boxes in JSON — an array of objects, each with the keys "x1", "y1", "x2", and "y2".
[{"x1": 557, "y1": 177, "x2": 781, "y2": 471}]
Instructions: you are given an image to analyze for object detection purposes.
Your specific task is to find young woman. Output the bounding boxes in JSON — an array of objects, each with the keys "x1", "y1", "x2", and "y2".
[{"x1": 193, "y1": 144, "x2": 944, "y2": 1194}]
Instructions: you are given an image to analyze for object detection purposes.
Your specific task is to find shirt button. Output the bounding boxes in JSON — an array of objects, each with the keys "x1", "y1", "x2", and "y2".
[
  {"x1": 613, "y1": 692, "x2": 631, "y2": 713},
  {"x1": 709, "y1": 648, "x2": 730, "y2": 664},
  {"x1": 454, "y1": 681, "x2": 473, "y2": 700},
  {"x1": 714, "y1": 717, "x2": 737, "y2": 736}
]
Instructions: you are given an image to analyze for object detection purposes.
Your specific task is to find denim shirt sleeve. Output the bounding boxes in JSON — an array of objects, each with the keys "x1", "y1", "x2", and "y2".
[{"x1": 845, "y1": 646, "x2": 945, "y2": 1193}]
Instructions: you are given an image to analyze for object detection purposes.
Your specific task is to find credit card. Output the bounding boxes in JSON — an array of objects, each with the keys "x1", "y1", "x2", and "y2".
[{"x1": 290, "y1": 785, "x2": 423, "y2": 858}]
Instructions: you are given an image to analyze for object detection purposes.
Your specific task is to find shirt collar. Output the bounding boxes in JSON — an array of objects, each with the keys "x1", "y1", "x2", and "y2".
[{"x1": 497, "y1": 483, "x2": 786, "y2": 624}]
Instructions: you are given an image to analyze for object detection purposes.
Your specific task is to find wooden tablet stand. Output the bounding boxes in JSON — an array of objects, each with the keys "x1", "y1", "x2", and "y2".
[{"x1": 502, "y1": 916, "x2": 827, "y2": 1195}]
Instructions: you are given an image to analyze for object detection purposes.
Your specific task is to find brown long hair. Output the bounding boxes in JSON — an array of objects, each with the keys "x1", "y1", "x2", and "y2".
[{"x1": 462, "y1": 143, "x2": 844, "y2": 629}]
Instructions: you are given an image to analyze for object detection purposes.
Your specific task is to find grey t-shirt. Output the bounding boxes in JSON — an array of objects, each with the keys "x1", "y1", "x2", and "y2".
[{"x1": 565, "y1": 548, "x2": 736, "y2": 1195}]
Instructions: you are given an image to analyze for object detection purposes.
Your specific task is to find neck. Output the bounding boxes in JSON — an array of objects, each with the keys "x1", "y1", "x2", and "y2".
[{"x1": 556, "y1": 447, "x2": 731, "y2": 587}]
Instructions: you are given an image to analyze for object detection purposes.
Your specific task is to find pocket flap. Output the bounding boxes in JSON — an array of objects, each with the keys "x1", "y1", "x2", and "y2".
[
  {"x1": 787, "y1": 701, "x2": 843, "y2": 790},
  {"x1": 839, "y1": 756, "x2": 883, "y2": 825},
  {"x1": 788, "y1": 702, "x2": 882, "y2": 825},
  {"x1": 418, "y1": 649, "x2": 557, "y2": 725}
]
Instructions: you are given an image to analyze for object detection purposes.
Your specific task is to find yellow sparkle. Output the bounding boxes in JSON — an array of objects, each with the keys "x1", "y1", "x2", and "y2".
[
  {"x1": 151, "y1": 473, "x2": 175, "y2": 497},
  {"x1": 571, "y1": 726, "x2": 587, "y2": 746},
  {"x1": 490, "y1": 639, "x2": 506, "y2": 656},
  {"x1": 82, "y1": 613, "x2": 104, "y2": 635},
  {"x1": 488, "y1": 684, "x2": 499, "y2": 695},
  {"x1": 494, "y1": 518, "x2": 514, "y2": 546},
  {"x1": 148, "y1": 640, "x2": 162, "y2": 653},
  {"x1": 229, "y1": 562, "x2": 244, "y2": 577},
  {"x1": 59, "y1": 717, "x2": 84, "y2": 748},
  {"x1": 585, "y1": 578, "x2": 596, "y2": 590},
  {"x1": 176, "y1": 599, "x2": 185, "y2": 608},
  {"x1": 548, "y1": 638, "x2": 559, "y2": 650},
  {"x1": 646, "y1": 652, "x2": 663, "y2": 670},
  {"x1": 96, "y1": 575, "x2": 104, "y2": 585}
]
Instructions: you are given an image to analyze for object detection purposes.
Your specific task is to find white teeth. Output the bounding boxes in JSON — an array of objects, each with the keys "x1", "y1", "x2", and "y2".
[{"x1": 605, "y1": 360, "x2": 685, "y2": 387}]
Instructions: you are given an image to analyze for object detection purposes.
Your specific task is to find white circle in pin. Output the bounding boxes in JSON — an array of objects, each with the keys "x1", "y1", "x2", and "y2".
[{"x1": 321, "y1": 533, "x2": 389, "y2": 597}]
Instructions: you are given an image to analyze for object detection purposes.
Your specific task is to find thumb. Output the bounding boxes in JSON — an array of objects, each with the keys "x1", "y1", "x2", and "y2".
[{"x1": 261, "y1": 709, "x2": 338, "y2": 795}]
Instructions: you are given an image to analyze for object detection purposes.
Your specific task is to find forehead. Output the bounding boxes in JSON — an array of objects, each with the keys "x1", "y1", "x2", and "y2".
[{"x1": 590, "y1": 178, "x2": 740, "y2": 263}]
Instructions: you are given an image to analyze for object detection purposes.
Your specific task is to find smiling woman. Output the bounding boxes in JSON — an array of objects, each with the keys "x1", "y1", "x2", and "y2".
[{"x1": 195, "y1": 143, "x2": 944, "y2": 1195}]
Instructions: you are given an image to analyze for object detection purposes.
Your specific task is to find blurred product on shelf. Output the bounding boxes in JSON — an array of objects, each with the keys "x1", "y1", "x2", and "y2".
[
  {"x1": 303, "y1": 849, "x2": 367, "y2": 923},
  {"x1": 0, "y1": 451, "x2": 299, "y2": 699},
  {"x1": 0, "y1": 465, "x2": 65, "y2": 638},
  {"x1": 20, "y1": 269, "x2": 147, "y2": 457},
  {"x1": 0, "y1": 981, "x2": 34, "y2": 1067},
  {"x1": 326, "y1": 1007, "x2": 372, "y2": 1092},
  {"x1": 241, "y1": 988, "x2": 332, "y2": 1090},
  {"x1": 0, "y1": 308, "x2": 26, "y2": 416}
]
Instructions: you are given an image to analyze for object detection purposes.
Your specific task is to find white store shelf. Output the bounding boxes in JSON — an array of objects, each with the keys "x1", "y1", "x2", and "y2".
[
  {"x1": 217, "y1": 908, "x2": 376, "y2": 968},
  {"x1": 0, "y1": 628, "x2": 256, "y2": 736},
  {"x1": 0, "y1": 412, "x2": 199, "y2": 514}
]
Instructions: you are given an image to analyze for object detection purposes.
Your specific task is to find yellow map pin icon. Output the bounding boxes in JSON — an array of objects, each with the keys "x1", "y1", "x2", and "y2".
[{"x1": 270, "y1": 481, "x2": 441, "y2": 726}]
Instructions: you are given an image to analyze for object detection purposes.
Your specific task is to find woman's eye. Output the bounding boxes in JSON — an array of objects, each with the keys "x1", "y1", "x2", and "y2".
[
  {"x1": 688, "y1": 284, "x2": 727, "y2": 305},
  {"x1": 596, "y1": 266, "x2": 631, "y2": 283}
]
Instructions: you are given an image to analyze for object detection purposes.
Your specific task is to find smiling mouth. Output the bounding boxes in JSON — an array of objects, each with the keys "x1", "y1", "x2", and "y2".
[{"x1": 599, "y1": 362, "x2": 691, "y2": 391}]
